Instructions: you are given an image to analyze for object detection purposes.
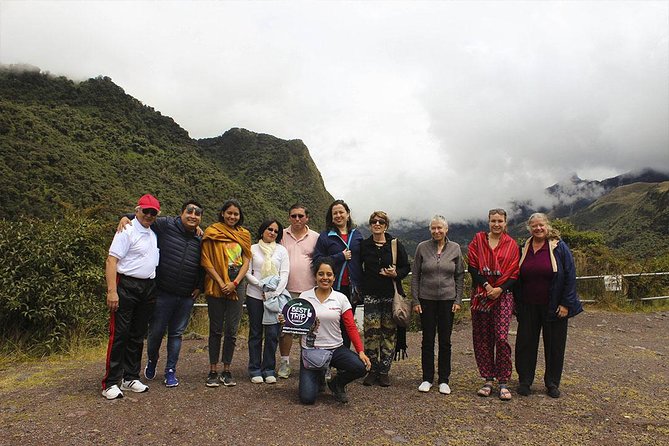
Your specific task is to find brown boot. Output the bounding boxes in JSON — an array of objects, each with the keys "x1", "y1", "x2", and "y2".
[
  {"x1": 362, "y1": 372, "x2": 378, "y2": 386},
  {"x1": 378, "y1": 373, "x2": 390, "y2": 387}
]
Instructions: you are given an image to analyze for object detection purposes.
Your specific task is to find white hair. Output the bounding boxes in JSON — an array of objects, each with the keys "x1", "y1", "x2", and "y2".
[{"x1": 430, "y1": 214, "x2": 448, "y2": 228}]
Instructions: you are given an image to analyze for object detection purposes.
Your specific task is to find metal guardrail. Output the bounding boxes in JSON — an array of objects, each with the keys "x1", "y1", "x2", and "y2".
[
  {"x1": 576, "y1": 272, "x2": 669, "y2": 303},
  {"x1": 192, "y1": 271, "x2": 669, "y2": 306}
]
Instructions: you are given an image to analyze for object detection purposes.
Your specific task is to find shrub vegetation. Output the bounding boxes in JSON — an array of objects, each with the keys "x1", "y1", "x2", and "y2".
[{"x1": 0, "y1": 215, "x2": 108, "y2": 354}]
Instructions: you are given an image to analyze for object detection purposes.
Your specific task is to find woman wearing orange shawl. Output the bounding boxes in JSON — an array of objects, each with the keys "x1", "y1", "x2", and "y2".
[
  {"x1": 468, "y1": 209, "x2": 519, "y2": 400},
  {"x1": 201, "y1": 199, "x2": 252, "y2": 388}
]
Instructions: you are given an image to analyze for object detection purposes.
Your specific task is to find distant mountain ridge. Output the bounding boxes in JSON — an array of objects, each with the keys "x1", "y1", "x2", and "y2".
[
  {"x1": 569, "y1": 181, "x2": 669, "y2": 256},
  {"x1": 390, "y1": 171, "x2": 669, "y2": 258},
  {"x1": 0, "y1": 66, "x2": 333, "y2": 229},
  {"x1": 543, "y1": 169, "x2": 669, "y2": 218}
]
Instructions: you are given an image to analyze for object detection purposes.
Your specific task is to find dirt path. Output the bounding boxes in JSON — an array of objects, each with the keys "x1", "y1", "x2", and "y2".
[{"x1": 1, "y1": 309, "x2": 667, "y2": 446}]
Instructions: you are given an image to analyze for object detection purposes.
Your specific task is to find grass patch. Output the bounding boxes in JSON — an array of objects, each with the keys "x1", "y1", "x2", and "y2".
[{"x1": 0, "y1": 340, "x2": 106, "y2": 390}]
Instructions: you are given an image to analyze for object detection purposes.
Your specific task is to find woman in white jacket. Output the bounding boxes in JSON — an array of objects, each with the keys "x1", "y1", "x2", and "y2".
[{"x1": 245, "y1": 219, "x2": 290, "y2": 383}]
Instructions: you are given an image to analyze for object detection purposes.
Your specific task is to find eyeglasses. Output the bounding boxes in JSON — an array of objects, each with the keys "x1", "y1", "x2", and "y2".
[
  {"x1": 290, "y1": 214, "x2": 305, "y2": 219},
  {"x1": 266, "y1": 227, "x2": 280, "y2": 234},
  {"x1": 185, "y1": 205, "x2": 203, "y2": 216},
  {"x1": 142, "y1": 208, "x2": 158, "y2": 217},
  {"x1": 370, "y1": 219, "x2": 386, "y2": 226}
]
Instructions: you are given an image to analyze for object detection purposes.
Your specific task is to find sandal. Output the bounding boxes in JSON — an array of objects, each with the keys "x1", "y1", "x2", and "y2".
[
  {"x1": 499, "y1": 385, "x2": 512, "y2": 401},
  {"x1": 477, "y1": 382, "x2": 494, "y2": 397}
]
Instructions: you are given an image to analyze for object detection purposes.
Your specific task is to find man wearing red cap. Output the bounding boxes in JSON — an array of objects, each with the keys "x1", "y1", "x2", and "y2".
[{"x1": 101, "y1": 194, "x2": 161, "y2": 400}]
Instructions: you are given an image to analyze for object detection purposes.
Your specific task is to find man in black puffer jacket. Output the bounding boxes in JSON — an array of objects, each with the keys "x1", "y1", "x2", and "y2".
[{"x1": 121, "y1": 199, "x2": 204, "y2": 388}]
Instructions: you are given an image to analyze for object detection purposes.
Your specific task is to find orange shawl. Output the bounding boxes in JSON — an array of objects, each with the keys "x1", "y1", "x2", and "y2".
[{"x1": 201, "y1": 222, "x2": 252, "y2": 299}]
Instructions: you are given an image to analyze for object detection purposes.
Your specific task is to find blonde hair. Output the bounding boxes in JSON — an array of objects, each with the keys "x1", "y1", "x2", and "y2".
[{"x1": 527, "y1": 213, "x2": 561, "y2": 239}]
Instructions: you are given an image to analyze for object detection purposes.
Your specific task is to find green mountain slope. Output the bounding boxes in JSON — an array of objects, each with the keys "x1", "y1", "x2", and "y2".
[
  {"x1": 198, "y1": 129, "x2": 334, "y2": 227},
  {"x1": 569, "y1": 182, "x2": 669, "y2": 257},
  {"x1": 0, "y1": 67, "x2": 333, "y2": 229}
]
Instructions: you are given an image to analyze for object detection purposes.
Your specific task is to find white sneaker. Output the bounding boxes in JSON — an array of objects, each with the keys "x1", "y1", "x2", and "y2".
[
  {"x1": 121, "y1": 379, "x2": 149, "y2": 393},
  {"x1": 418, "y1": 381, "x2": 432, "y2": 392},
  {"x1": 277, "y1": 359, "x2": 291, "y2": 379},
  {"x1": 439, "y1": 383, "x2": 452, "y2": 394},
  {"x1": 250, "y1": 376, "x2": 264, "y2": 384},
  {"x1": 101, "y1": 384, "x2": 124, "y2": 400},
  {"x1": 264, "y1": 375, "x2": 277, "y2": 384}
]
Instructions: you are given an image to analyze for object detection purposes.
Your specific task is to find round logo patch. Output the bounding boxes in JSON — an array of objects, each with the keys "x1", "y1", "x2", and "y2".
[{"x1": 281, "y1": 298, "x2": 316, "y2": 335}]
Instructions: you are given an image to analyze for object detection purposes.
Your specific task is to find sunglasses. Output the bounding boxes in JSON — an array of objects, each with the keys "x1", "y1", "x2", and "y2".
[
  {"x1": 266, "y1": 227, "x2": 280, "y2": 234},
  {"x1": 185, "y1": 205, "x2": 203, "y2": 216},
  {"x1": 290, "y1": 214, "x2": 305, "y2": 219},
  {"x1": 370, "y1": 219, "x2": 386, "y2": 226},
  {"x1": 142, "y1": 208, "x2": 158, "y2": 217}
]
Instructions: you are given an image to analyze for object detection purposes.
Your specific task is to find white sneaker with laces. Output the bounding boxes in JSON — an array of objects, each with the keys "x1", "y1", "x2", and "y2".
[
  {"x1": 102, "y1": 384, "x2": 124, "y2": 400},
  {"x1": 250, "y1": 376, "x2": 264, "y2": 384},
  {"x1": 265, "y1": 375, "x2": 277, "y2": 384},
  {"x1": 121, "y1": 379, "x2": 149, "y2": 393},
  {"x1": 439, "y1": 383, "x2": 452, "y2": 394},
  {"x1": 418, "y1": 381, "x2": 432, "y2": 392}
]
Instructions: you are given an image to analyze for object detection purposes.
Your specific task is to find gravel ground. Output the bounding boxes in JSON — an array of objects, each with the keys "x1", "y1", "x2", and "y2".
[{"x1": 1, "y1": 309, "x2": 668, "y2": 446}]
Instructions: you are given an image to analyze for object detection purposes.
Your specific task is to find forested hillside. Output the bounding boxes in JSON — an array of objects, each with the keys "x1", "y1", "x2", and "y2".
[
  {"x1": 0, "y1": 67, "x2": 333, "y2": 229},
  {"x1": 570, "y1": 182, "x2": 669, "y2": 257}
]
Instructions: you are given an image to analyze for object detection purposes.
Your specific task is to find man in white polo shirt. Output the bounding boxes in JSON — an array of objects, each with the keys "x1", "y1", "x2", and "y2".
[
  {"x1": 277, "y1": 203, "x2": 320, "y2": 378},
  {"x1": 101, "y1": 194, "x2": 161, "y2": 400}
]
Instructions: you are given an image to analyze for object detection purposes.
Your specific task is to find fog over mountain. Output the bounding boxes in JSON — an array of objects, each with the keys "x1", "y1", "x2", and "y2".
[{"x1": 1, "y1": 1, "x2": 667, "y2": 222}]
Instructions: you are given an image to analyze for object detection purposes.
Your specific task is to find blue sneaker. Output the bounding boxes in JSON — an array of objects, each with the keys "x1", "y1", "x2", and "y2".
[
  {"x1": 164, "y1": 369, "x2": 179, "y2": 387},
  {"x1": 144, "y1": 360, "x2": 157, "y2": 380}
]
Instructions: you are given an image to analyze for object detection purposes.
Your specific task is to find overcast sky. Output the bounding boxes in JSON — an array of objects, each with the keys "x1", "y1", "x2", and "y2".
[{"x1": 1, "y1": 0, "x2": 667, "y2": 222}]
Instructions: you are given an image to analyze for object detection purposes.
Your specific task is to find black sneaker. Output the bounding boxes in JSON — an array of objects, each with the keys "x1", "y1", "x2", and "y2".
[
  {"x1": 517, "y1": 384, "x2": 531, "y2": 396},
  {"x1": 327, "y1": 378, "x2": 348, "y2": 403},
  {"x1": 220, "y1": 371, "x2": 237, "y2": 387},
  {"x1": 206, "y1": 372, "x2": 220, "y2": 387},
  {"x1": 546, "y1": 386, "x2": 561, "y2": 398},
  {"x1": 362, "y1": 372, "x2": 377, "y2": 387}
]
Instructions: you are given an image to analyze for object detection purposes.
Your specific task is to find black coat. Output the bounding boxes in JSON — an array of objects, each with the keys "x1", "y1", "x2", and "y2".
[
  {"x1": 359, "y1": 233, "x2": 410, "y2": 298},
  {"x1": 152, "y1": 216, "x2": 204, "y2": 297}
]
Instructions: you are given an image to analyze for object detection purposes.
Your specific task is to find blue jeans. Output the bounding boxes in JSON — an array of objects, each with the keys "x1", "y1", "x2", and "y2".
[
  {"x1": 246, "y1": 297, "x2": 280, "y2": 378},
  {"x1": 299, "y1": 345, "x2": 366, "y2": 405},
  {"x1": 146, "y1": 289, "x2": 194, "y2": 373}
]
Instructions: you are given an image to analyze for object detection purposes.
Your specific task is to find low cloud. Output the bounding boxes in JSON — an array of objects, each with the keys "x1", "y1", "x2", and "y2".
[{"x1": 1, "y1": 1, "x2": 666, "y2": 222}]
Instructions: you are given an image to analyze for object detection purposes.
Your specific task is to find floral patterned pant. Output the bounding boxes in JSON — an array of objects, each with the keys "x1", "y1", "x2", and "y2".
[{"x1": 471, "y1": 291, "x2": 514, "y2": 383}]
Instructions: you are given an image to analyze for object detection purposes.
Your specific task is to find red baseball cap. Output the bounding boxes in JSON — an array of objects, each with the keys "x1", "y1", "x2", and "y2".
[{"x1": 137, "y1": 194, "x2": 160, "y2": 211}]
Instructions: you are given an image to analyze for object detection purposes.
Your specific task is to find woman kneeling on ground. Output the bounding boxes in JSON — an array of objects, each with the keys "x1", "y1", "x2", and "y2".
[{"x1": 298, "y1": 258, "x2": 371, "y2": 404}]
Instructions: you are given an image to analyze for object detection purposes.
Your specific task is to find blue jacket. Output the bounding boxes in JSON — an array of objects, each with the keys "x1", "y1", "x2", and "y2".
[
  {"x1": 152, "y1": 216, "x2": 204, "y2": 297},
  {"x1": 515, "y1": 238, "x2": 583, "y2": 321},
  {"x1": 312, "y1": 228, "x2": 363, "y2": 290}
]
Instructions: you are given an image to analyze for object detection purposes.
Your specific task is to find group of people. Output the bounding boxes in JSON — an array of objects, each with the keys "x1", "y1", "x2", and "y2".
[{"x1": 101, "y1": 194, "x2": 583, "y2": 404}]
